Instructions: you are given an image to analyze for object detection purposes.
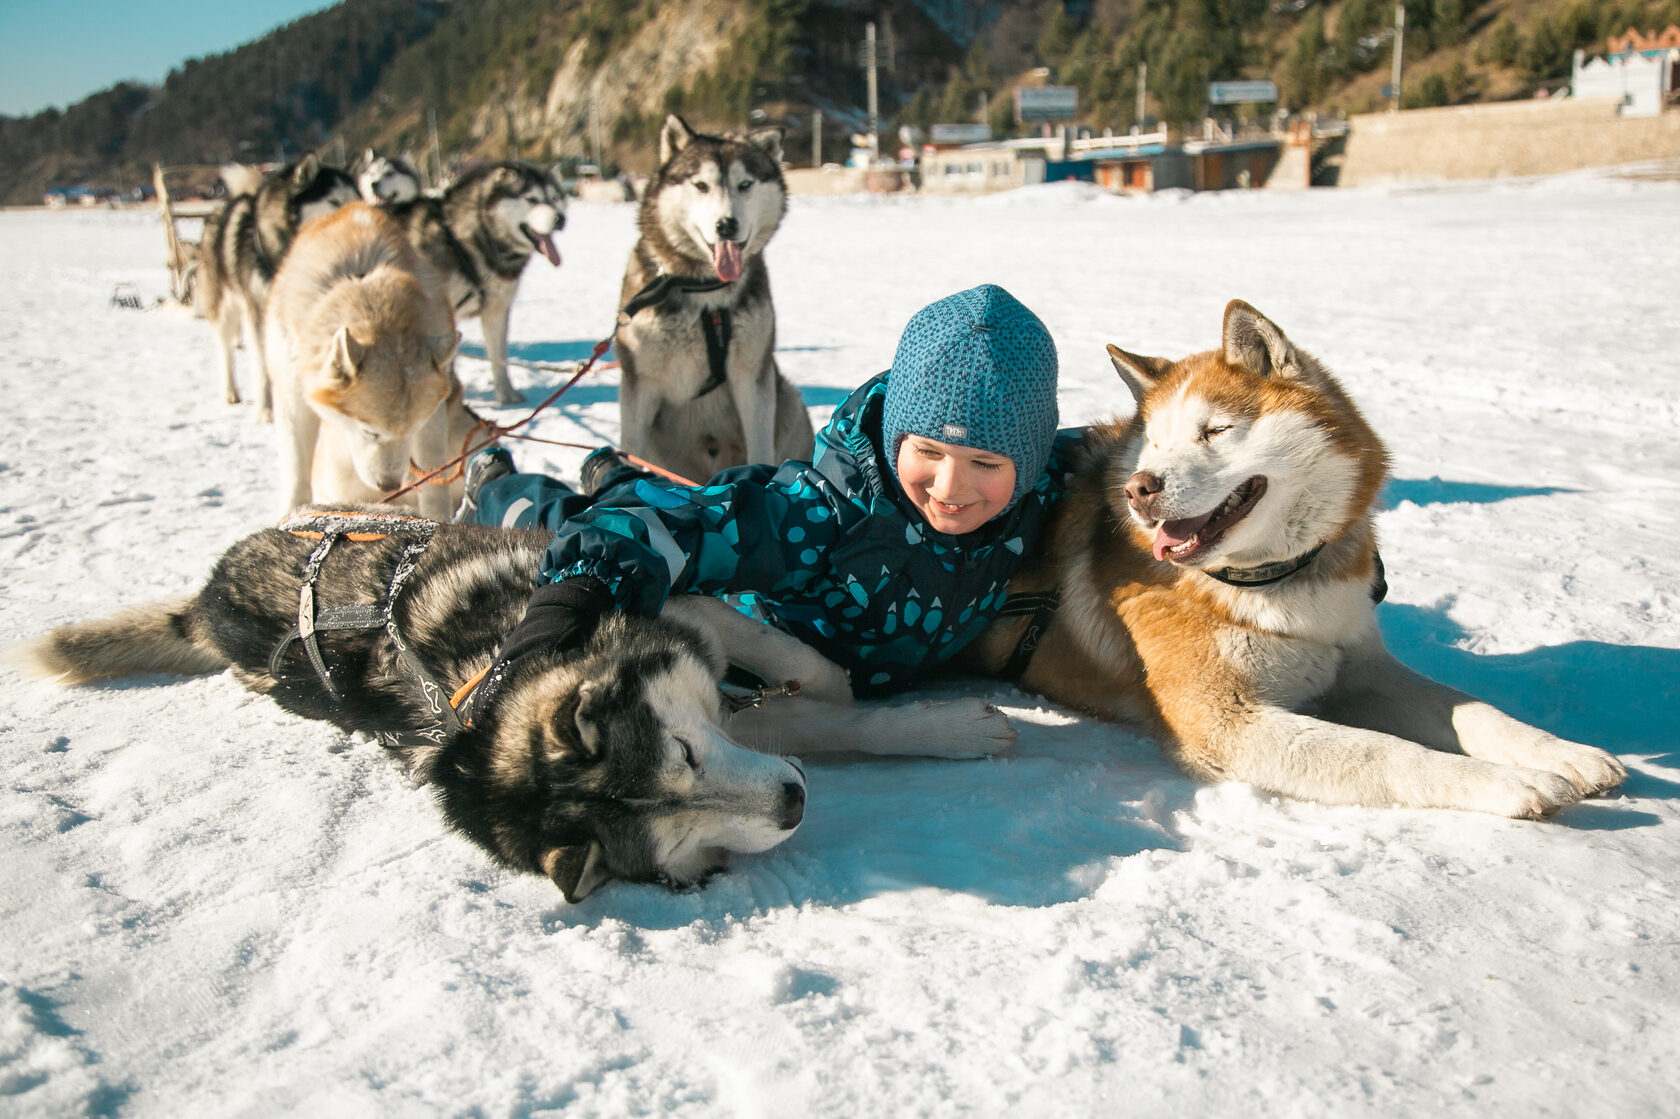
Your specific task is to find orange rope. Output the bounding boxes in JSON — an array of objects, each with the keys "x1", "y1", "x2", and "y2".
[
  {"x1": 383, "y1": 337, "x2": 614, "y2": 503},
  {"x1": 385, "y1": 336, "x2": 706, "y2": 502}
]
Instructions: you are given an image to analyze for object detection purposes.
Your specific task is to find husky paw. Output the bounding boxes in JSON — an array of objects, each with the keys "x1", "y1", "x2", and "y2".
[
  {"x1": 789, "y1": 659, "x2": 853, "y2": 706},
  {"x1": 1528, "y1": 739, "x2": 1627, "y2": 797},
  {"x1": 912, "y1": 698, "x2": 1017, "y2": 759},
  {"x1": 1477, "y1": 767, "x2": 1584, "y2": 819},
  {"x1": 493, "y1": 383, "x2": 526, "y2": 405},
  {"x1": 255, "y1": 405, "x2": 273, "y2": 424}
]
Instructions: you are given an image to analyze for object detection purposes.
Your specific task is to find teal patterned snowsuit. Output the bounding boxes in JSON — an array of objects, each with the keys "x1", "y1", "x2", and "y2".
[{"x1": 485, "y1": 371, "x2": 1072, "y2": 695}]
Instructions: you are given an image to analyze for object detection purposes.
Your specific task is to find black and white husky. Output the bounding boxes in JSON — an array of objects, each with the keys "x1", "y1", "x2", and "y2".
[
  {"x1": 13, "y1": 511, "x2": 1012, "y2": 900},
  {"x1": 385, "y1": 162, "x2": 566, "y2": 404},
  {"x1": 616, "y1": 115, "x2": 814, "y2": 482},
  {"x1": 196, "y1": 154, "x2": 360, "y2": 418},
  {"x1": 355, "y1": 149, "x2": 424, "y2": 206}
]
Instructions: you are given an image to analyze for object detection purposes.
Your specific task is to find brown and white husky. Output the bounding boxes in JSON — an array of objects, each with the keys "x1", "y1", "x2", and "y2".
[
  {"x1": 966, "y1": 300, "x2": 1625, "y2": 818},
  {"x1": 264, "y1": 203, "x2": 470, "y2": 521}
]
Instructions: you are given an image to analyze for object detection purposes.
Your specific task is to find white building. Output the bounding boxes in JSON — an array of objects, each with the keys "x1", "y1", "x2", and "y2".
[{"x1": 1572, "y1": 48, "x2": 1677, "y2": 117}]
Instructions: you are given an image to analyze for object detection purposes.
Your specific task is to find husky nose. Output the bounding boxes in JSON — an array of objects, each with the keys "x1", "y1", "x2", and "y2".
[
  {"x1": 1125, "y1": 470, "x2": 1163, "y2": 515},
  {"x1": 715, "y1": 216, "x2": 739, "y2": 241},
  {"x1": 777, "y1": 781, "x2": 805, "y2": 831}
]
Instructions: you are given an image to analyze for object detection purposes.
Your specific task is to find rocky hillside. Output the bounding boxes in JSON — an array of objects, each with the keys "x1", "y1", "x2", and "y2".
[{"x1": 3, "y1": 0, "x2": 1676, "y2": 204}]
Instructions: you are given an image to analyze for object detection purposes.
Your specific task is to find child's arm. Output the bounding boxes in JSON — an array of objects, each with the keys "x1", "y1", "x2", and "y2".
[{"x1": 537, "y1": 464, "x2": 851, "y2": 616}]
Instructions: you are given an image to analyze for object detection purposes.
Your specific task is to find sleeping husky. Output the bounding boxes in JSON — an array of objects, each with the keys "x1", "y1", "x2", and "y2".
[
  {"x1": 13, "y1": 512, "x2": 1013, "y2": 900},
  {"x1": 965, "y1": 300, "x2": 1625, "y2": 818}
]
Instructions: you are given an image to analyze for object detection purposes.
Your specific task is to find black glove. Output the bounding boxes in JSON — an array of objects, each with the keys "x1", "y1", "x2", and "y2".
[
  {"x1": 458, "y1": 577, "x2": 615, "y2": 724},
  {"x1": 495, "y1": 576, "x2": 616, "y2": 664}
]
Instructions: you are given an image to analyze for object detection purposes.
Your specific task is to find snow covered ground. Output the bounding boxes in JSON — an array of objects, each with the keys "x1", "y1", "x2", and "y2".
[{"x1": 3, "y1": 166, "x2": 1679, "y2": 1117}]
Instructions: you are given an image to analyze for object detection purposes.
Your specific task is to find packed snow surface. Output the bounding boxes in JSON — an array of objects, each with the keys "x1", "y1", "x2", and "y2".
[{"x1": 3, "y1": 167, "x2": 1679, "y2": 1117}]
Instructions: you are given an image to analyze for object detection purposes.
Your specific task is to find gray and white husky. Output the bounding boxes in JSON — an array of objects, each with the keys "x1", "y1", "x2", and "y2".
[
  {"x1": 385, "y1": 161, "x2": 566, "y2": 404},
  {"x1": 616, "y1": 115, "x2": 814, "y2": 483},
  {"x1": 196, "y1": 154, "x2": 360, "y2": 417},
  {"x1": 13, "y1": 512, "x2": 1012, "y2": 900},
  {"x1": 355, "y1": 149, "x2": 424, "y2": 206}
]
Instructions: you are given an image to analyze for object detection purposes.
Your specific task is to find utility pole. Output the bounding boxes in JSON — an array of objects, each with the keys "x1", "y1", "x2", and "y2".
[
  {"x1": 428, "y1": 108, "x2": 441, "y2": 188},
  {"x1": 1389, "y1": 4, "x2": 1406, "y2": 112},
  {"x1": 590, "y1": 91, "x2": 603, "y2": 171},
  {"x1": 812, "y1": 109, "x2": 823, "y2": 168},
  {"x1": 865, "y1": 21, "x2": 880, "y2": 165},
  {"x1": 1137, "y1": 61, "x2": 1148, "y2": 125}
]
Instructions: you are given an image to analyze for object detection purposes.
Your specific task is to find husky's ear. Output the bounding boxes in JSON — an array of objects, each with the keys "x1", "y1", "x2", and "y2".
[
  {"x1": 429, "y1": 329, "x2": 461, "y2": 367},
  {"x1": 360, "y1": 148, "x2": 375, "y2": 168},
  {"x1": 660, "y1": 114, "x2": 696, "y2": 165},
  {"x1": 330, "y1": 326, "x2": 366, "y2": 382},
  {"x1": 1222, "y1": 299, "x2": 1297, "y2": 379},
  {"x1": 572, "y1": 681, "x2": 606, "y2": 761},
  {"x1": 1106, "y1": 344, "x2": 1172, "y2": 410},
  {"x1": 543, "y1": 841, "x2": 610, "y2": 902},
  {"x1": 293, "y1": 152, "x2": 321, "y2": 185},
  {"x1": 747, "y1": 127, "x2": 784, "y2": 164}
]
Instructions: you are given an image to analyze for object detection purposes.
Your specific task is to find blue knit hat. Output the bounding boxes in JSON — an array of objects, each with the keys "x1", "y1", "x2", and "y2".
[{"x1": 882, "y1": 284, "x2": 1059, "y2": 509}]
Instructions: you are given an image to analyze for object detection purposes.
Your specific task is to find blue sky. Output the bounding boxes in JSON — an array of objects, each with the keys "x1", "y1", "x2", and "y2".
[{"x1": 0, "y1": 1, "x2": 333, "y2": 117}]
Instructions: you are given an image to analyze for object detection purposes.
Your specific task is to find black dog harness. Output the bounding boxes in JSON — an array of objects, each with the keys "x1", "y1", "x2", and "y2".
[
  {"x1": 618, "y1": 271, "x2": 736, "y2": 402},
  {"x1": 993, "y1": 589, "x2": 1061, "y2": 680},
  {"x1": 268, "y1": 511, "x2": 480, "y2": 749}
]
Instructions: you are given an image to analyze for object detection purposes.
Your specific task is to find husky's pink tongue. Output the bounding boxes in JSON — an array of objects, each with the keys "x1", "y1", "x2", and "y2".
[
  {"x1": 713, "y1": 239, "x2": 743, "y2": 282},
  {"x1": 1153, "y1": 513, "x2": 1212, "y2": 561},
  {"x1": 533, "y1": 232, "x2": 561, "y2": 268}
]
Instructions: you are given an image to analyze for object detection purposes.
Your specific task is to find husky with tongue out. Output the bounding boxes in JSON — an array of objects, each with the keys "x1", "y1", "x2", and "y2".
[
  {"x1": 385, "y1": 161, "x2": 566, "y2": 405},
  {"x1": 965, "y1": 299, "x2": 1625, "y2": 819},
  {"x1": 614, "y1": 114, "x2": 814, "y2": 483}
]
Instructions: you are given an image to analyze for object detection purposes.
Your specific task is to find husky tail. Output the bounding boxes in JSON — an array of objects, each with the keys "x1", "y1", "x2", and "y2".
[{"x1": 7, "y1": 598, "x2": 227, "y2": 685}]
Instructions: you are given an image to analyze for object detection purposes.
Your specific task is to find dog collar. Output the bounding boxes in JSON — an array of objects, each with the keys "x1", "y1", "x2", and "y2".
[{"x1": 1202, "y1": 543, "x2": 1326, "y2": 588}]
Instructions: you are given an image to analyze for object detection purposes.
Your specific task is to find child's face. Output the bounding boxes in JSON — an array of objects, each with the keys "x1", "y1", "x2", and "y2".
[{"x1": 895, "y1": 435, "x2": 1017, "y2": 535}]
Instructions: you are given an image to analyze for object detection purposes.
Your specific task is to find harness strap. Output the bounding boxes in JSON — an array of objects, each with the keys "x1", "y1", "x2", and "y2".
[
  {"x1": 272, "y1": 512, "x2": 475, "y2": 747},
  {"x1": 696, "y1": 308, "x2": 732, "y2": 400},
  {"x1": 437, "y1": 216, "x2": 486, "y2": 311},
  {"x1": 619, "y1": 272, "x2": 732, "y2": 321},
  {"x1": 994, "y1": 589, "x2": 1060, "y2": 680},
  {"x1": 268, "y1": 603, "x2": 386, "y2": 682}
]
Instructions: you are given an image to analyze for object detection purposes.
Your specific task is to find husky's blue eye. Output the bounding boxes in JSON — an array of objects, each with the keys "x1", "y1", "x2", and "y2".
[
  {"x1": 738, "y1": 180, "x2": 753, "y2": 192},
  {"x1": 678, "y1": 738, "x2": 700, "y2": 771},
  {"x1": 1201, "y1": 425, "x2": 1231, "y2": 441}
]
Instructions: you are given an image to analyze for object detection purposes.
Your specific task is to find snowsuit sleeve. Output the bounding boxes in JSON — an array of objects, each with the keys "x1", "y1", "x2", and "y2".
[{"x1": 538, "y1": 462, "x2": 852, "y2": 617}]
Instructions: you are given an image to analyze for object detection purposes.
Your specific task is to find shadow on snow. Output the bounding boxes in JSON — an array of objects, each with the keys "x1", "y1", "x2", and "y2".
[{"x1": 1380, "y1": 477, "x2": 1576, "y2": 510}]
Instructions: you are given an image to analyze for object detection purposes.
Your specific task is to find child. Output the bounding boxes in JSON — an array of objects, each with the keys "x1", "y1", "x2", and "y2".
[{"x1": 466, "y1": 283, "x2": 1068, "y2": 696}]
